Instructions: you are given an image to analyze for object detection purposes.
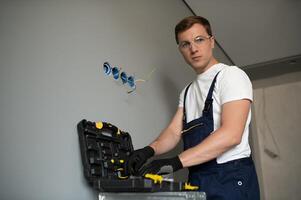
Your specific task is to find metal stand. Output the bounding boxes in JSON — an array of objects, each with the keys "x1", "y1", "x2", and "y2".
[{"x1": 99, "y1": 192, "x2": 206, "y2": 200}]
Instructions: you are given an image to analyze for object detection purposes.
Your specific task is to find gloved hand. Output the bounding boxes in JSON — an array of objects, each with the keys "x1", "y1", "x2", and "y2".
[
  {"x1": 127, "y1": 146, "x2": 155, "y2": 175},
  {"x1": 139, "y1": 156, "x2": 183, "y2": 175}
]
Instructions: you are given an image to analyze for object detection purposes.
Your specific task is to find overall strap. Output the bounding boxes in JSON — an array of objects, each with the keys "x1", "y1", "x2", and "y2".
[
  {"x1": 183, "y1": 83, "x2": 192, "y2": 124},
  {"x1": 203, "y1": 71, "x2": 220, "y2": 114}
]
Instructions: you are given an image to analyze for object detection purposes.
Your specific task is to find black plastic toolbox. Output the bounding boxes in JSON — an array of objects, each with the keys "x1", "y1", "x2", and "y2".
[{"x1": 77, "y1": 119, "x2": 199, "y2": 192}]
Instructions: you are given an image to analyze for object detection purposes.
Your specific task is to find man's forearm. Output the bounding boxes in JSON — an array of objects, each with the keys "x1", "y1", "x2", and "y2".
[
  {"x1": 179, "y1": 126, "x2": 243, "y2": 168},
  {"x1": 149, "y1": 127, "x2": 182, "y2": 155},
  {"x1": 149, "y1": 107, "x2": 184, "y2": 155}
]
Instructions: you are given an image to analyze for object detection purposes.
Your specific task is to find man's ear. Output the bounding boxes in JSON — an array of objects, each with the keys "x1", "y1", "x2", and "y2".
[{"x1": 209, "y1": 35, "x2": 214, "y2": 49}]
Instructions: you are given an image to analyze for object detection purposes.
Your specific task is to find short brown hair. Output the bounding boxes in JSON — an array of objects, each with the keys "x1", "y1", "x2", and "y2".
[{"x1": 175, "y1": 16, "x2": 212, "y2": 44}]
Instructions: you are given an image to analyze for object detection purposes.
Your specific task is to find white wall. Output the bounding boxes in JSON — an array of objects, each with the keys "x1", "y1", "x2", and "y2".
[
  {"x1": 0, "y1": 1, "x2": 246, "y2": 199},
  {"x1": 0, "y1": 1, "x2": 194, "y2": 199},
  {"x1": 251, "y1": 71, "x2": 301, "y2": 200}
]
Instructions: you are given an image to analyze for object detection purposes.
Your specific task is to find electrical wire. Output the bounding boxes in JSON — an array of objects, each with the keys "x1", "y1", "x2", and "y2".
[{"x1": 261, "y1": 88, "x2": 280, "y2": 158}]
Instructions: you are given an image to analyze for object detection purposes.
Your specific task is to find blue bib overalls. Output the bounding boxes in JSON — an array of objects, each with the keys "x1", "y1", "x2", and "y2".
[{"x1": 182, "y1": 72, "x2": 260, "y2": 200}]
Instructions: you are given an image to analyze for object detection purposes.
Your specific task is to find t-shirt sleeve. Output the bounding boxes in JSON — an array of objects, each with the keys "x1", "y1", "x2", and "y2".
[
  {"x1": 218, "y1": 66, "x2": 253, "y2": 104},
  {"x1": 178, "y1": 86, "x2": 187, "y2": 107}
]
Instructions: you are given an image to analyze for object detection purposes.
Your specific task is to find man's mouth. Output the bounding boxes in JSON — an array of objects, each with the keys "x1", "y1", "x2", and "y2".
[{"x1": 192, "y1": 56, "x2": 202, "y2": 61}]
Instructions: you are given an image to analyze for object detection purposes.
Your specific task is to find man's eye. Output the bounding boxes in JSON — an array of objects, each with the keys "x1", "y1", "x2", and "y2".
[
  {"x1": 181, "y1": 42, "x2": 190, "y2": 48},
  {"x1": 195, "y1": 37, "x2": 205, "y2": 43}
]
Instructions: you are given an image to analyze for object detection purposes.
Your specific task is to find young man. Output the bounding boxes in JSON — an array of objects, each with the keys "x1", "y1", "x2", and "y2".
[{"x1": 127, "y1": 16, "x2": 260, "y2": 199}]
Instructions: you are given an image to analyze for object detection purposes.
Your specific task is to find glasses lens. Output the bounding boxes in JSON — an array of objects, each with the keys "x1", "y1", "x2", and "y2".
[
  {"x1": 103, "y1": 62, "x2": 111, "y2": 75},
  {"x1": 120, "y1": 72, "x2": 128, "y2": 84},
  {"x1": 179, "y1": 42, "x2": 189, "y2": 49},
  {"x1": 195, "y1": 37, "x2": 205, "y2": 44},
  {"x1": 112, "y1": 67, "x2": 120, "y2": 80}
]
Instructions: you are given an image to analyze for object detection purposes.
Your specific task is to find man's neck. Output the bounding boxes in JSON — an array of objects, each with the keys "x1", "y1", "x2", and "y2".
[{"x1": 196, "y1": 58, "x2": 219, "y2": 74}]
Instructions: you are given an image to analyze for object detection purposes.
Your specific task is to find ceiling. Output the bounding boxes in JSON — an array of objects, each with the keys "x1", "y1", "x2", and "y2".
[{"x1": 183, "y1": 0, "x2": 301, "y2": 78}]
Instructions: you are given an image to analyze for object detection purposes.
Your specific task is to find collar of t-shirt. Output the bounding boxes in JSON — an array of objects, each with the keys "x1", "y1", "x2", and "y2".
[{"x1": 196, "y1": 63, "x2": 226, "y2": 81}]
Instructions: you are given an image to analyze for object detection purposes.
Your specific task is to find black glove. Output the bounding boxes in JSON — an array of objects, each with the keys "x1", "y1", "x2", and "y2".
[
  {"x1": 139, "y1": 156, "x2": 183, "y2": 175},
  {"x1": 127, "y1": 146, "x2": 155, "y2": 175}
]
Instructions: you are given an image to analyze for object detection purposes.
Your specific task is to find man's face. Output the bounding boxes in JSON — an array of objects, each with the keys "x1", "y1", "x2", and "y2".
[{"x1": 177, "y1": 23, "x2": 215, "y2": 74}]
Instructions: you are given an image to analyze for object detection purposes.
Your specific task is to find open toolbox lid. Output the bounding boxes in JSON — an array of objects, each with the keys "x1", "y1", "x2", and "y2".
[{"x1": 77, "y1": 119, "x2": 199, "y2": 192}]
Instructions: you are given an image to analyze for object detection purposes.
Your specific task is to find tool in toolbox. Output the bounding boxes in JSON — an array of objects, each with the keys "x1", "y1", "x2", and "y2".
[{"x1": 77, "y1": 119, "x2": 199, "y2": 192}]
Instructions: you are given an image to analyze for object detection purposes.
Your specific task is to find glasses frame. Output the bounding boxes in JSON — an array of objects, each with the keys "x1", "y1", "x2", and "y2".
[{"x1": 178, "y1": 35, "x2": 212, "y2": 51}]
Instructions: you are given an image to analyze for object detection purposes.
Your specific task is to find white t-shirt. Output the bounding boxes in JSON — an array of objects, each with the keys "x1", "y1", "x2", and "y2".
[{"x1": 179, "y1": 63, "x2": 253, "y2": 163}]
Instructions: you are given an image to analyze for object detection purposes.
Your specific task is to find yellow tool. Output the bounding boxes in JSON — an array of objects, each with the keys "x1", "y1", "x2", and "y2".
[
  {"x1": 116, "y1": 168, "x2": 128, "y2": 179},
  {"x1": 184, "y1": 182, "x2": 199, "y2": 191},
  {"x1": 144, "y1": 174, "x2": 163, "y2": 184},
  {"x1": 95, "y1": 122, "x2": 103, "y2": 129},
  {"x1": 96, "y1": 121, "x2": 122, "y2": 136}
]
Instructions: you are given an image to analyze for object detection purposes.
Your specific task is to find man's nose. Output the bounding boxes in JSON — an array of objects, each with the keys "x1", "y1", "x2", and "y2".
[{"x1": 190, "y1": 42, "x2": 198, "y2": 53}]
